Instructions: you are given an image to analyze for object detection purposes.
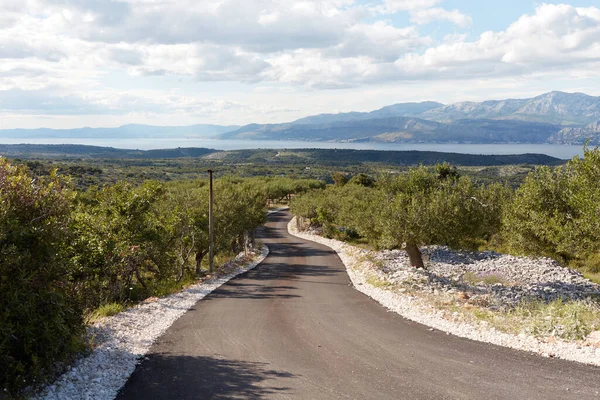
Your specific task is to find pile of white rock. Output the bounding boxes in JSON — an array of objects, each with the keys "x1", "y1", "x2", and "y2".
[{"x1": 376, "y1": 246, "x2": 600, "y2": 309}]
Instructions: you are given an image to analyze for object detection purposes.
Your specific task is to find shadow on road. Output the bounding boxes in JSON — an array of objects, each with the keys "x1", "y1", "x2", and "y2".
[
  {"x1": 202, "y1": 259, "x2": 343, "y2": 301},
  {"x1": 206, "y1": 280, "x2": 301, "y2": 300},
  {"x1": 116, "y1": 354, "x2": 297, "y2": 400}
]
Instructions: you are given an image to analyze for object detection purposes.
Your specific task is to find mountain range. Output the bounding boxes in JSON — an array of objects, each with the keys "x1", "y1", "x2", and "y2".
[
  {"x1": 418, "y1": 91, "x2": 600, "y2": 125},
  {"x1": 219, "y1": 91, "x2": 600, "y2": 144},
  {"x1": 2, "y1": 92, "x2": 600, "y2": 145}
]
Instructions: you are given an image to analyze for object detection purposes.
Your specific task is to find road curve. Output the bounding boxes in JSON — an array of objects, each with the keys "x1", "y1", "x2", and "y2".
[{"x1": 117, "y1": 211, "x2": 600, "y2": 399}]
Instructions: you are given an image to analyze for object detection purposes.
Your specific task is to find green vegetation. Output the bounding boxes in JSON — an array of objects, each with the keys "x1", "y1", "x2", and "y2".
[
  {"x1": 455, "y1": 299, "x2": 600, "y2": 341},
  {"x1": 87, "y1": 303, "x2": 126, "y2": 322},
  {"x1": 291, "y1": 166, "x2": 509, "y2": 268},
  {"x1": 291, "y1": 146, "x2": 600, "y2": 276},
  {"x1": 0, "y1": 159, "x2": 84, "y2": 395},
  {"x1": 502, "y1": 145, "x2": 600, "y2": 274},
  {"x1": 0, "y1": 158, "x2": 325, "y2": 395},
  {"x1": 3, "y1": 146, "x2": 564, "y2": 192},
  {"x1": 291, "y1": 146, "x2": 600, "y2": 341},
  {"x1": 1, "y1": 144, "x2": 596, "y2": 394}
]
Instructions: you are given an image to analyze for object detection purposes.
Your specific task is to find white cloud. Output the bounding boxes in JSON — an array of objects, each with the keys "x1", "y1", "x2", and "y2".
[
  {"x1": 410, "y1": 7, "x2": 472, "y2": 27},
  {"x1": 407, "y1": 4, "x2": 600, "y2": 72},
  {"x1": 1, "y1": 1, "x2": 600, "y2": 128},
  {"x1": 382, "y1": 0, "x2": 441, "y2": 12},
  {"x1": 267, "y1": 3, "x2": 600, "y2": 86},
  {"x1": 78, "y1": 0, "x2": 354, "y2": 52},
  {"x1": 329, "y1": 22, "x2": 432, "y2": 61}
]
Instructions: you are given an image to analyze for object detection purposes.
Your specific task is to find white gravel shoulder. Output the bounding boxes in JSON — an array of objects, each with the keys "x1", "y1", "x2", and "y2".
[
  {"x1": 287, "y1": 217, "x2": 600, "y2": 367},
  {"x1": 35, "y1": 246, "x2": 269, "y2": 400}
]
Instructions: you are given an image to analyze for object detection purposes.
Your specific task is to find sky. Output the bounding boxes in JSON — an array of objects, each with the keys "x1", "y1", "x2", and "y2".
[{"x1": 1, "y1": 0, "x2": 600, "y2": 129}]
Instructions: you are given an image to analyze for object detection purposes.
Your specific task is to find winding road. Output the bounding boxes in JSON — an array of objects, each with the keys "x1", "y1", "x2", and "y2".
[{"x1": 117, "y1": 211, "x2": 600, "y2": 399}]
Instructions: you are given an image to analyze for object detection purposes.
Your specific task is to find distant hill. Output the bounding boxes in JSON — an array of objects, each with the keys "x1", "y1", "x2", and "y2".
[
  {"x1": 550, "y1": 121, "x2": 600, "y2": 145},
  {"x1": 291, "y1": 101, "x2": 444, "y2": 125},
  {"x1": 220, "y1": 117, "x2": 561, "y2": 144},
  {"x1": 219, "y1": 91, "x2": 600, "y2": 144},
  {"x1": 3, "y1": 91, "x2": 600, "y2": 145},
  {"x1": 215, "y1": 148, "x2": 566, "y2": 166},
  {"x1": 419, "y1": 92, "x2": 600, "y2": 126},
  {"x1": 0, "y1": 144, "x2": 566, "y2": 166},
  {"x1": 0, "y1": 144, "x2": 218, "y2": 158},
  {"x1": 0, "y1": 124, "x2": 239, "y2": 139}
]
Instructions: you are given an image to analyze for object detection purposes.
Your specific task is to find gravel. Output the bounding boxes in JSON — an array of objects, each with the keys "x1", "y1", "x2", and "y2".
[
  {"x1": 377, "y1": 247, "x2": 600, "y2": 308},
  {"x1": 34, "y1": 246, "x2": 269, "y2": 400},
  {"x1": 288, "y1": 218, "x2": 600, "y2": 367}
]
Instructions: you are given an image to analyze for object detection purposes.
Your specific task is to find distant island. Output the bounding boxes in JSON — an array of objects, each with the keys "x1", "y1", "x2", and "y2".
[
  {"x1": 0, "y1": 144, "x2": 565, "y2": 167},
  {"x1": 2, "y1": 91, "x2": 600, "y2": 145}
]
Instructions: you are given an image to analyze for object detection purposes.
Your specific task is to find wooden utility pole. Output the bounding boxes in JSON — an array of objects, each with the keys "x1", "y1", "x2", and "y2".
[{"x1": 208, "y1": 169, "x2": 214, "y2": 274}]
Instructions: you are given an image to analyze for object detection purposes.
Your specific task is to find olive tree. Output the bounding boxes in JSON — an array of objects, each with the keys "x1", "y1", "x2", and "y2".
[
  {"x1": 292, "y1": 165, "x2": 506, "y2": 269},
  {"x1": 376, "y1": 167, "x2": 500, "y2": 268},
  {"x1": 503, "y1": 145, "x2": 600, "y2": 268}
]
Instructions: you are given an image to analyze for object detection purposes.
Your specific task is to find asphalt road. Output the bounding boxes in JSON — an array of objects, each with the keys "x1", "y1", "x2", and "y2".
[{"x1": 117, "y1": 211, "x2": 600, "y2": 399}]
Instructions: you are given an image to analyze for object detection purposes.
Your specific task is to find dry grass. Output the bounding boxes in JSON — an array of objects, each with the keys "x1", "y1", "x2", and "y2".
[
  {"x1": 432, "y1": 297, "x2": 600, "y2": 341},
  {"x1": 86, "y1": 303, "x2": 126, "y2": 323},
  {"x1": 462, "y1": 271, "x2": 508, "y2": 286},
  {"x1": 365, "y1": 274, "x2": 395, "y2": 289}
]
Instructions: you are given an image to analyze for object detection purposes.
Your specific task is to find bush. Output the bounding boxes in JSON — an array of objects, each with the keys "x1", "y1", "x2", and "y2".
[
  {"x1": 0, "y1": 160, "x2": 294, "y2": 393},
  {"x1": 0, "y1": 158, "x2": 84, "y2": 394},
  {"x1": 292, "y1": 165, "x2": 508, "y2": 268},
  {"x1": 503, "y1": 145, "x2": 600, "y2": 265}
]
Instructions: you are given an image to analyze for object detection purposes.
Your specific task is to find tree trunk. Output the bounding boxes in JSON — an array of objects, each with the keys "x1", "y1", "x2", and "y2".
[
  {"x1": 405, "y1": 242, "x2": 425, "y2": 269},
  {"x1": 177, "y1": 261, "x2": 185, "y2": 282},
  {"x1": 249, "y1": 229, "x2": 256, "y2": 248},
  {"x1": 244, "y1": 232, "x2": 250, "y2": 255},
  {"x1": 195, "y1": 250, "x2": 207, "y2": 276},
  {"x1": 134, "y1": 266, "x2": 148, "y2": 290}
]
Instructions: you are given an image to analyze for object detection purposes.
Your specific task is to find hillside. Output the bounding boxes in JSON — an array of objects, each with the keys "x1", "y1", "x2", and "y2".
[
  {"x1": 291, "y1": 101, "x2": 444, "y2": 125},
  {"x1": 220, "y1": 117, "x2": 561, "y2": 143},
  {"x1": 550, "y1": 121, "x2": 600, "y2": 145},
  {"x1": 220, "y1": 117, "x2": 444, "y2": 141},
  {"x1": 289, "y1": 92, "x2": 600, "y2": 128},
  {"x1": 420, "y1": 92, "x2": 600, "y2": 125},
  {"x1": 218, "y1": 91, "x2": 600, "y2": 143},
  {"x1": 212, "y1": 148, "x2": 565, "y2": 167}
]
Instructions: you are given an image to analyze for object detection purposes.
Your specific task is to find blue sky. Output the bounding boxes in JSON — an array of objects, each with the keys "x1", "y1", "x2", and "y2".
[{"x1": 1, "y1": 1, "x2": 600, "y2": 129}]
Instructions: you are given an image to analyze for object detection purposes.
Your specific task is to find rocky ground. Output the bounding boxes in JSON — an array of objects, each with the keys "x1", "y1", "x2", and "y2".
[{"x1": 376, "y1": 246, "x2": 600, "y2": 309}]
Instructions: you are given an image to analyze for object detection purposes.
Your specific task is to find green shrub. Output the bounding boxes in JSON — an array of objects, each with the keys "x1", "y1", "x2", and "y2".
[
  {"x1": 0, "y1": 158, "x2": 84, "y2": 394},
  {"x1": 0, "y1": 161, "x2": 283, "y2": 393},
  {"x1": 292, "y1": 165, "x2": 508, "y2": 269},
  {"x1": 503, "y1": 145, "x2": 600, "y2": 268}
]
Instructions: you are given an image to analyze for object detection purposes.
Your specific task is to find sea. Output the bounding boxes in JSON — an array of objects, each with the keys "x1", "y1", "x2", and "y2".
[{"x1": 0, "y1": 137, "x2": 587, "y2": 160}]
